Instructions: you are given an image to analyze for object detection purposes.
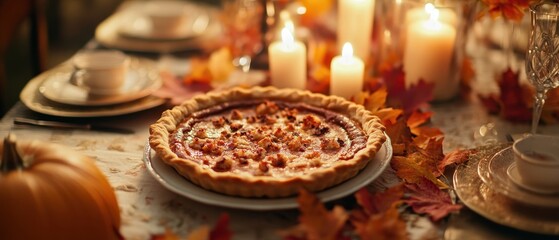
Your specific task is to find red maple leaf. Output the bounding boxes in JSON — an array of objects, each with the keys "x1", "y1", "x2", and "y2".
[
  {"x1": 382, "y1": 66, "x2": 434, "y2": 117},
  {"x1": 354, "y1": 185, "x2": 404, "y2": 216},
  {"x1": 478, "y1": 93, "x2": 501, "y2": 114},
  {"x1": 498, "y1": 68, "x2": 532, "y2": 122},
  {"x1": 210, "y1": 213, "x2": 233, "y2": 240},
  {"x1": 404, "y1": 178, "x2": 462, "y2": 222}
]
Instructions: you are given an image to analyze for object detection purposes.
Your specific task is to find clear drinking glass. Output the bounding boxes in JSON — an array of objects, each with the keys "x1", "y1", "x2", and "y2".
[
  {"x1": 220, "y1": 0, "x2": 264, "y2": 73},
  {"x1": 526, "y1": 2, "x2": 559, "y2": 133}
]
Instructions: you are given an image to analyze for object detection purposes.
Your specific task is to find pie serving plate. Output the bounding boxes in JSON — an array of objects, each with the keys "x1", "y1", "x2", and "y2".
[
  {"x1": 143, "y1": 135, "x2": 392, "y2": 211},
  {"x1": 39, "y1": 57, "x2": 162, "y2": 106}
]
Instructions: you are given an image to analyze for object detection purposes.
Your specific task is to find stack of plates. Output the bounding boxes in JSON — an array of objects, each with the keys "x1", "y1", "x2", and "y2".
[
  {"x1": 453, "y1": 145, "x2": 559, "y2": 235},
  {"x1": 95, "y1": 1, "x2": 221, "y2": 53},
  {"x1": 20, "y1": 56, "x2": 166, "y2": 117}
]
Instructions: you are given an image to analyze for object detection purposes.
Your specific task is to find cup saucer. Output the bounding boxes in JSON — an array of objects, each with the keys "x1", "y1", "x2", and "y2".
[
  {"x1": 507, "y1": 163, "x2": 559, "y2": 195},
  {"x1": 477, "y1": 147, "x2": 559, "y2": 208},
  {"x1": 117, "y1": 3, "x2": 209, "y2": 41},
  {"x1": 39, "y1": 57, "x2": 162, "y2": 106}
]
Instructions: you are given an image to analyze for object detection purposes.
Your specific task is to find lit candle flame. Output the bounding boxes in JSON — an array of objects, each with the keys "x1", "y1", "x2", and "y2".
[
  {"x1": 424, "y1": 3, "x2": 441, "y2": 29},
  {"x1": 281, "y1": 27, "x2": 295, "y2": 49},
  {"x1": 342, "y1": 42, "x2": 354, "y2": 59}
]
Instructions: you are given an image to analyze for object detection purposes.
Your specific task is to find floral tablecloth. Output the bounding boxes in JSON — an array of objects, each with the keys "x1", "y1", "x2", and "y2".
[{"x1": 3, "y1": 91, "x2": 557, "y2": 239}]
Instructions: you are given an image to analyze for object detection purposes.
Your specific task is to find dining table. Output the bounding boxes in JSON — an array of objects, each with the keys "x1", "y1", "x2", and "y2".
[{"x1": 2, "y1": 1, "x2": 559, "y2": 240}]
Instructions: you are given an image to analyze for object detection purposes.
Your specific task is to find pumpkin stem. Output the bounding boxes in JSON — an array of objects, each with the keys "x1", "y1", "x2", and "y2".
[{"x1": 1, "y1": 134, "x2": 24, "y2": 172}]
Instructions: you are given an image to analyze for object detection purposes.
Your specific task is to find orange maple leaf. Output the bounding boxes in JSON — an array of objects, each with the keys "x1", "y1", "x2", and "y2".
[
  {"x1": 479, "y1": 0, "x2": 534, "y2": 22},
  {"x1": 391, "y1": 156, "x2": 448, "y2": 189},
  {"x1": 151, "y1": 229, "x2": 181, "y2": 240},
  {"x1": 410, "y1": 136, "x2": 445, "y2": 177},
  {"x1": 406, "y1": 110, "x2": 432, "y2": 129},
  {"x1": 384, "y1": 117, "x2": 413, "y2": 156},
  {"x1": 352, "y1": 89, "x2": 403, "y2": 125},
  {"x1": 404, "y1": 178, "x2": 462, "y2": 222},
  {"x1": 352, "y1": 203, "x2": 409, "y2": 240},
  {"x1": 352, "y1": 89, "x2": 387, "y2": 114},
  {"x1": 406, "y1": 110, "x2": 443, "y2": 137},
  {"x1": 437, "y1": 149, "x2": 476, "y2": 173},
  {"x1": 282, "y1": 189, "x2": 349, "y2": 240}
]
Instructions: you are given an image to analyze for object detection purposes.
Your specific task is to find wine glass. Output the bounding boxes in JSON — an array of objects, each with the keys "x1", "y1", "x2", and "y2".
[
  {"x1": 526, "y1": 2, "x2": 559, "y2": 134},
  {"x1": 220, "y1": 0, "x2": 264, "y2": 74}
]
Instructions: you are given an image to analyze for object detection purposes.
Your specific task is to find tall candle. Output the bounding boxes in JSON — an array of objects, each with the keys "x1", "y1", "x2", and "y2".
[
  {"x1": 337, "y1": 0, "x2": 375, "y2": 61},
  {"x1": 330, "y1": 43, "x2": 365, "y2": 99},
  {"x1": 269, "y1": 27, "x2": 307, "y2": 89},
  {"x1": 403, "y1": 8, "x2": 457, "y2": 101}
]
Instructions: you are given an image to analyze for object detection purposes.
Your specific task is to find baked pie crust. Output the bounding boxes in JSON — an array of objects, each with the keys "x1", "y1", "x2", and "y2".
[{"x1": 149, "y1": 87, "x2": 386, "y2": 198}]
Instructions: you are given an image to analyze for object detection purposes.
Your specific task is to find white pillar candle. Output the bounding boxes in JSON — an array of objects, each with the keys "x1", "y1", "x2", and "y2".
[
  {"x1": 403, "y1": 8, "x2": 457, "y2": 101},
  {"x1": 337, "y1": 0, "x2": 375, "y2": 61},
  {"x1": 269, "y1": 27, "x2": 307, "y2": 89},
  {"x1": 330, "y1": 43, "x2": 365, "y2": 99}
]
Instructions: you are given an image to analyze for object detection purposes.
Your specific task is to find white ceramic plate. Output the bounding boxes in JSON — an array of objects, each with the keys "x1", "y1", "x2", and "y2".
[
  {"x1": 507, "y1": 163, "x2": 559, "y2": 195},
  {"x1": 143, "y1": 136, "x2": 392, "y2": 210},
  {"x1": 39, "y1": 57, "x2": 162, "y2": 106},
  {"x1": 20, "y1": 65, "x2": 166, "y2": 118},
  {"x1": 477, "y1": 147, "x2": 559, "y2": 208},
  {"x1": 95, "y1": 1, "x2": 222, "y2": 53},
  {"x1": 118, "y1": 2, "x2": 210, "y2": 41}
]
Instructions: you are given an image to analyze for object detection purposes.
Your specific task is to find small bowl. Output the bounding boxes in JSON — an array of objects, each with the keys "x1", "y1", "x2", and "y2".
[{"x1": 512, "y1": 134, "x2": 559, "y2": 192}]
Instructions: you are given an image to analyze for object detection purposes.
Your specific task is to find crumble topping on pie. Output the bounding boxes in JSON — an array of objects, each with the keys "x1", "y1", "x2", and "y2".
[
  {"x1": 169, "y1": 100, "x2": 368, "y2": 178},
  {"x1": 149, "y1": 87, "x2": 386, "y2": 197}
]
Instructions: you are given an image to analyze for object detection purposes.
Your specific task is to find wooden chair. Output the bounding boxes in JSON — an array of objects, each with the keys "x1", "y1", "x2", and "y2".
[{"x1": 0, "y1": 0, "x2": 48, "y2": 115}]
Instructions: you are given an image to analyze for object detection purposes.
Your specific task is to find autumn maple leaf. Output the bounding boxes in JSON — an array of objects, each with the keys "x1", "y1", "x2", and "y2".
[
  {"x1": 352, "y1": 186, "x2": 408, "y2": 240},
  {"x1": 352, "y1": 203, "x2": 409, "y2": 240},
  {"x1": 282, "y1": 189, "x2": 349, "y2": 240},
  {"x1": 384, "y1": 117, "x2": 413, "y2": 156},
  {"x1": 498, "y1": 68, "x2": 532, "y2": 122},
  {"x1": 407, "y1": 110, "x2": 443, "y2": 137},
  {"x1": 352, "y1": 89, "x2": 403, "y2": 125},
  {"x1": 437, "y1": 149, "x2": 476, "y2": 173},
  {"x1": 479, "y1": 0, "x2": 535, "y2": 22},
  {"x1": 210, "y1": 213, "x2": 233, "y2": 240},
  {"x1": 151, "y1": 229, "x2": 181, "y2": 240},
  {"x1": 382, "y1": 66, "x2": 434, "y2": 117},
  {"x1": 404, "y1": 178, "x2": 462, "y2": 222},
  {"x1": 354, "y1": 185, "x2": 404, "y2": 216},
  {"x1": 391, "y1": 155, "x2": 448, "y2": 189}
]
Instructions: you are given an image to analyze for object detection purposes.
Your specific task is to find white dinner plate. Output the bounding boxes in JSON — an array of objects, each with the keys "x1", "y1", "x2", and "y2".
[
  {"x1": 507, "y1": 163, "x2": 559, "y2": 195},
  {"x1": 477, "y1": 147, "x2": 559, "y2": 208},
  {"x1": 118, "y1": 8, "x2": 210, "y2": 41},
  {"x1": 143, "y1": 136, "x2": 392, "y2": 211},
  {"x1": 20, "y1": 64, "x2": 166, "y2": 118},
  {"x1": 39, "y1": 57, "x2": 162, "y2": 106},
  {"x1": 95, "y1": 1, "x2": 222, "y2": 53}
]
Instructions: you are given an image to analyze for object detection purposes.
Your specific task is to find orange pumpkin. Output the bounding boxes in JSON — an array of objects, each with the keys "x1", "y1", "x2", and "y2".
[{"x1": 0, "y1": 134, "x2": 121, "y2": 240}]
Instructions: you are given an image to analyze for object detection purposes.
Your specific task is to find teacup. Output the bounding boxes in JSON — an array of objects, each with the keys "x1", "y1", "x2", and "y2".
[
  {"x1": 143, "y1": 1, "x2": 187, "y2": 37},
  {"x1": 512, "y1": 134, "x2": 559, "y2": 191},
  {"x1": 70, "y1": 50, "x2": 129, "y2": 95}
]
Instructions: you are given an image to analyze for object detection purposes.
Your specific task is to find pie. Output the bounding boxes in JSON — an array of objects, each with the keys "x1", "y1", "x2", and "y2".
[{"x1": 149, "y1": 87, "x2": 386, "y2": 197}]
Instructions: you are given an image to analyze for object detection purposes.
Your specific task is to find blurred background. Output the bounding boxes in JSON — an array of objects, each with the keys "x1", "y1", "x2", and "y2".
[{"x1": 1, "y1": 0, "x2": 219, "y2": 116}]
